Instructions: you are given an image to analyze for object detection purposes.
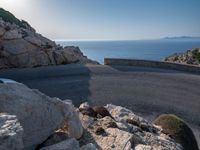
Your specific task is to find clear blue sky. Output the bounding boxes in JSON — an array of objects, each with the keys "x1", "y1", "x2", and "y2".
[{"x1": 0, "y1": 0, "x2": 200, "y2": 40}]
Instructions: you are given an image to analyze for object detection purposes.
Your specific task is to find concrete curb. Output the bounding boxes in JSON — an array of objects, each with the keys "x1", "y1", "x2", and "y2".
[{"x1": 104, "y1": 58, "x2": 200, "y2": 74}]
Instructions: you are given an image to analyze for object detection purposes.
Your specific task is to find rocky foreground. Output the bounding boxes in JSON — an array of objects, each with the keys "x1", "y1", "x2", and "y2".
[
  {"x1": 0, "y1": 8, "x2": 98, "y2": 69},
  {"x1": 164, "y1": 48, "x2": 200, "y2": 65},
  {"x1": 0, "y1": 81, "x2": 198, "y2": 150}
]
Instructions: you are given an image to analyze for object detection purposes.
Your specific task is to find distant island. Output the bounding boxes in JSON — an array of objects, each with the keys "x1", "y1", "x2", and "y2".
[{"x1": 163, "y1": 36, "x2": 200, "y2": 40}]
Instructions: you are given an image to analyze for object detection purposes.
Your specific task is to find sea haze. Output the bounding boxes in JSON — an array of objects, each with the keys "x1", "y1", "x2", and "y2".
[{"x1": 56, "y1": 39, "x2": 200, "y2": 64}]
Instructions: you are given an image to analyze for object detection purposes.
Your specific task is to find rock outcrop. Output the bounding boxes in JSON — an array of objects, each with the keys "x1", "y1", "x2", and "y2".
[
  {"x1": 0, "y1": 8, "x2": 98, "y2": 69},
  {"x1": 0, "y1": 113, "x2": 24, "y2": 150},
  {"x1": 0, "y1": 82, "x2": 83, "y2": 149},
  {"x1": 0, "y1": 81, "x2": 194, "y2": 150},
  {"x1": 164, "y1": 47, "x2": 200, "y2": 65},
  {"x1": 79, "y1": 103, "x2": 183, "y2": 150}
]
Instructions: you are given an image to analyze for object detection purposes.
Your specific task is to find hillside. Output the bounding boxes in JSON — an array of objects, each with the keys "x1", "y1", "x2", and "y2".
[
  {"x1": 0, "y1": 8, "x2": 98, "y2": 69},
  {"x1": 164, "y1": 48, "x2": 200, "y2": 65}
]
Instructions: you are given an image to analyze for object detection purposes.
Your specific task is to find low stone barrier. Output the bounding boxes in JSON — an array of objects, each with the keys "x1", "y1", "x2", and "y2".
[{"x1": 104, "y1": 58, "x2": 200, "y2": 74}]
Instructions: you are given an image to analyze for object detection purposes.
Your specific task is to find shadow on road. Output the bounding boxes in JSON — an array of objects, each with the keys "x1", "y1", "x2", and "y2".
[{"x1": 0, "y1": 64, "x2": 92, "y2": 107}]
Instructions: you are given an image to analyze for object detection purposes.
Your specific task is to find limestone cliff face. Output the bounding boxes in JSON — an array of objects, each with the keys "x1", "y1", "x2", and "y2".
[
  {"x1": 164, "y1": 48, "x2": 200, "y2": 65},
  {"x1": 0, "y1": 8, "x2": 98, "y2": 69}
]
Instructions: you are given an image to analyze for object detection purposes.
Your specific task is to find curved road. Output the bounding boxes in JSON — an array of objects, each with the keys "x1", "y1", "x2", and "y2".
[{"x1": 0, "y1": 64, "x2": 200, "y2": 134}]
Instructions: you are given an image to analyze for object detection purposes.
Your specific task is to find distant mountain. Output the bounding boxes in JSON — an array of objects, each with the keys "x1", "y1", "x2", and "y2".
[{"x1": 164, "y1": 36, "x2": 200, "y2": 40}]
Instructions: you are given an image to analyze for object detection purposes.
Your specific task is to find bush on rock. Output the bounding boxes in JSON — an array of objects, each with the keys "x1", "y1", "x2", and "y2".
[{"x1": 153, "y1": 114, "x2": 198, "y2": 150}]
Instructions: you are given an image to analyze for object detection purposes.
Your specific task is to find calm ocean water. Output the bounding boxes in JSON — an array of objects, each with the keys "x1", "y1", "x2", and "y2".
[{"x1": 56, "y1": 39, "x2": 200, "y2": 64}]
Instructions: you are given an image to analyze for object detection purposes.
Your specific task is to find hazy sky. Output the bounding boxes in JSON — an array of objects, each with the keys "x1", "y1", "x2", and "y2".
[{"x1": 0, "y1": 0, "x2": 200, "y2": 40}]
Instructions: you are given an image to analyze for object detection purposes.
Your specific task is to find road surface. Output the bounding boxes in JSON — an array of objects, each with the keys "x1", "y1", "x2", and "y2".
[{"x1": 0, "y1": 64, "x2": 200, "y2": 126}]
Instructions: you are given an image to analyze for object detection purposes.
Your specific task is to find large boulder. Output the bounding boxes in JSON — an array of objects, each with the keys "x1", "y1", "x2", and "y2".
[
  {"x1": 0, "y1": 82, "x2": 83, "y2": 149},
  {"x1": 0, "y1": 113, "x2": 24, "y2": 150}
]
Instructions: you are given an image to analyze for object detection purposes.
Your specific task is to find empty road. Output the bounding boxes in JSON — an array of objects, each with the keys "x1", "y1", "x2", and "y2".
[{"x1": 0, "y1": 64, "x2": 200, "y2": 127}]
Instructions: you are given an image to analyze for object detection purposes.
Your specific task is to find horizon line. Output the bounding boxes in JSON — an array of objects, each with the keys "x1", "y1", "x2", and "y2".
[{"x1": 53, "y1": 36, "x2": 200, "y2": 42}]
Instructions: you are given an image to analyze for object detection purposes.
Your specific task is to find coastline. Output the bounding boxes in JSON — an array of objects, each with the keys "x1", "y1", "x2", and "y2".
[
  {"x1": 0, "y1": 7, "x2": 200, "y2": 149},
  {"x1": 57, "y1": 39, "x2": 200, "y2": 64}
]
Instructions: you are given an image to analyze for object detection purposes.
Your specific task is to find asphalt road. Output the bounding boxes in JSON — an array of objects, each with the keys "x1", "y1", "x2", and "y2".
[{"x1": 0, "y1": 64, "x2": 200, "y2": 126}]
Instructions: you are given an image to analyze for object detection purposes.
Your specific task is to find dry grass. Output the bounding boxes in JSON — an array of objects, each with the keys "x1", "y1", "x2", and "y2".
[{"x1": 154, "y1": 114, "x2": 199, "y2": 150}]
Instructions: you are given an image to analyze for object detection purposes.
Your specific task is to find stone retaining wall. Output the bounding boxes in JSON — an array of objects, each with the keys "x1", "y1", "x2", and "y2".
[{"x1": 104, "y1": 58, "x2": 200, "y2": 74}]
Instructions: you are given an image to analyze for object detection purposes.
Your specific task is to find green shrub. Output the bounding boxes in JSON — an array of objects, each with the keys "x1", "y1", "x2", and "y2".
[
  {"x1": 193, "y1": 48, "x2": 200, "y2": 62},
  {"x1": 0, "y1": 8, "x2": 31, "y2": 29},
  {"x1": 153, "y1": 114, "x2": 198, "y2": 150},
  {"x1": 0, "y1": 8, "x2": 22, "y2": 26}
]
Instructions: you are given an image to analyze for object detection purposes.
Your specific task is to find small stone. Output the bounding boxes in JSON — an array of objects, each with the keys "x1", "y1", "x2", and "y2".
[
  {"x1": 79, "y1": 107, "x2": 97, "y2": 118},
  {"x1": 111, "y1": 144, "x2": 115, "y2": 148},
  {"x1": 107, "y1": 121, "x2": 118, "y2": 128},
  {"x1": 79, "y1": 102, "x2": 90, "y2": 110},
  {"x1": 95, "y1": 127, "x2": 106, "y2": 136},
  {"x1": 126, "y1": 118, "x2": 140, "y2": 127},
  {"x1": 140, "y1": 123, "x2": 151, "y2": 132},
  {"x1": 93, "y1": 106, "x2": 112, "y2": 118}
]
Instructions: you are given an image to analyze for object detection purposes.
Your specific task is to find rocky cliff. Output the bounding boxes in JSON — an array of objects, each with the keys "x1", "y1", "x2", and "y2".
[
  {"x1": 164, "y1": 48, "x2": 200, "y2": 65},
  {"x1": 0, "y1": 8, "x2": 98, "y2": 69}
]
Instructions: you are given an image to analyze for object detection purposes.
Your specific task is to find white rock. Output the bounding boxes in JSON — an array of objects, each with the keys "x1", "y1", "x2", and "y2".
[
  {"x1": 79, "y1": 102, "x2": 90, "y2": 110},
  {"x1": 135, "y1": 143, "x2": 182, "y2": 150},
  {"x1": 94, "y1": 128, "x2": 134, "y2": 150},
  {"x1": 105, "y1": 104, "x2": 148, "y2": 125},
  {"x1": 135, "y1": 144, "x2": 152, "y2": 150},
  {"x1": 63, "y1": 102, "x2": 83, "y2": 139},
  {"x1": 40, "y1": 138, "x2": 80, "y2": 150},
  {"x1": 0, "y1": 113, "x2": 24, "y2": 150},
  {"x1": 79, "y1": 113, "x2": 94, "y2": 129},
  {"x1": 0, "y1": 83, "x2": 83, "y2": 149}
]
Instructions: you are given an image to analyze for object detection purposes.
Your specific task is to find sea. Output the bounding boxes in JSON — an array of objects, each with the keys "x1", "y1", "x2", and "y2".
[{"x1": 56, "y1": 39, "x2": 200, "y2": 64}]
